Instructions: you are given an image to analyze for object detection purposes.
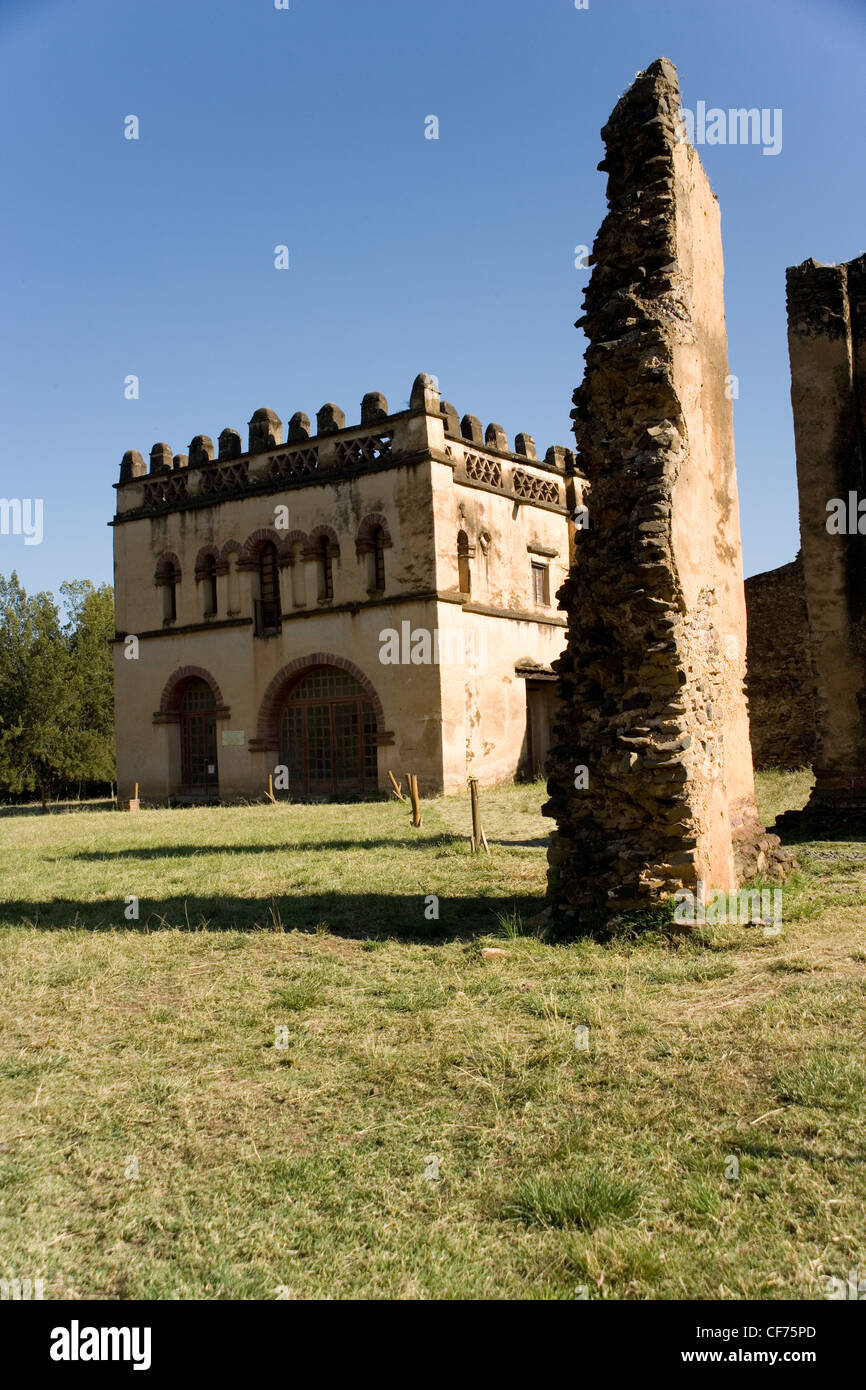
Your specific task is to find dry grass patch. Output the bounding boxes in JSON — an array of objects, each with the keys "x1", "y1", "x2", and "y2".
[{"x1": 1, "y1": 770, "x2": 864, "y2": 1298}]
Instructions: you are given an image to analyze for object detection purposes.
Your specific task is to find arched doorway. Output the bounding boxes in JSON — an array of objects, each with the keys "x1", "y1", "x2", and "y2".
[
  {"x1": 179, "y1": 677, "x2": 220, "y2": 795},
  {"x1": 279, "y1": 665, "x2": 378, "y2": 798}
]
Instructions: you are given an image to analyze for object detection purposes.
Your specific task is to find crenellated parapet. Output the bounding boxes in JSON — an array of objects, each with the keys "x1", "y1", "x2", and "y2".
[{"x1": 113, "y1": 373, "x2": 576, "y2": 521}]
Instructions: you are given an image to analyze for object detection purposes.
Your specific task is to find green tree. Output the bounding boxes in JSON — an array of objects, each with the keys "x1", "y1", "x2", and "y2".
[
  {"x1": 0, "y1": 573, "x2": 74, "y2": 805},
  {"x1": 0, "y1": 573, "x2": 116, "y2": 806},
  {"x1": 60, "y1": 580, "x2": 116, "y2": 787}
]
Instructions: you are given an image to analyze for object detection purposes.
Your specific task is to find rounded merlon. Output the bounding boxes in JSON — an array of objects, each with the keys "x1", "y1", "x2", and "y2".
[
  {"x1": 120, "y1": 449, "x2": 145, "y2": 483},
  {"x1": 288, "y1": 412, "x2": 311, "y2": 442},
  {"x1": 218, "y1": 428, "x2": 242, "y2": 460},
  {"x1": 316, "y1": 403, "x2": 346, "y2": 435},
  {"x1": 248, "y1": 408, "x2": 283, "y2": 452},
  {"x1": 189, "y1": 435, "x2": 214, "y2": 467},
  {"x1": 361, "y1": 392, "x2": 389, "y2": 426},
  {"x1": 149, "y1": 442, "x2": 173, "y2": 474}
]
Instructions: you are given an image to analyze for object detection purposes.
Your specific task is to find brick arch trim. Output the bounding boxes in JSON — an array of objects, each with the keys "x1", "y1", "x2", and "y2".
[
  {"x1": 219, "y1": 537, "x2": 257, "y2": 573},
  {"x1": 280, "y1": 529, "x2": 310, "y2": 548},
  {"x1": 356, "y1": 512, "x2": 393, "y2": 553},
  {"x1": 305, "y1": 526, "x2": 340, "y2": 562},
  {"x1": 255, "y1": 654, "x2": 385, "y2": 750},
  {"x1": 278, "y1": 529, "x2": 310, "y2": 566},
  {"x1": 243, "y1": 527, "x2": 283, "y2": 557},
  {"x1": 154, "y1": 551, "x2": 182, "y2": 585},
  {"x1": 159, "y1": 665, "x2": 227, "y2": 714},
  {"x1": 308, "y1": 524, "x2": 340, "y2": 548},
  {"x1": 194, "y1": 544, "x2": 220, "y2": 579}
]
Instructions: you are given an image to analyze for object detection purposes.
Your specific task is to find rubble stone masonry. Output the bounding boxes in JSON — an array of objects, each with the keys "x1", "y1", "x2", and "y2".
[
  {"x1": 545, "y1": 58, "x2": 789, "y2": 927},
  {"x1": 744, "y1": 555, "x2": 816, "y2": 769},
  {"x1": 786, "y1": 253, "x2": 866, "y2": 818}
]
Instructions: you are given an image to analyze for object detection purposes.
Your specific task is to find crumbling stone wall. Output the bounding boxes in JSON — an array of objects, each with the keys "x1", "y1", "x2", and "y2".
[
  {"x1": 545, "y1": 58, "x2": 787, "y2": 927},
  {"x1": 744, "y1": 555, "x2": 816, "y2": 768},
  {"x1": 786, "y1": 254, "x2": 866, "y2": 816}
]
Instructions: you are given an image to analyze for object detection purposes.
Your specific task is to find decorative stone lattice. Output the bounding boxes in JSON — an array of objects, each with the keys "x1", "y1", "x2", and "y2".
[
  {"x1": 464, "y1": 453, "x2": 503, "y2": 487},
  {"x1": 144, "y1": 477, "x2": 188, "y2": 507},
  {"x1": 544, "y1": 57, "x2": 790, "y2": 929},
  {"x1": 268, "y1": 449, "x2": 320, "y2": 481},
  {"x1": 199, "y1": 462, "x2": 249, "y2": 496},
  {"x1": 334, "y1": 433, "x2": 393, "y2": 467},
  {"x1": 513, "y1": 470, "x2": 560, "y2": 505}
]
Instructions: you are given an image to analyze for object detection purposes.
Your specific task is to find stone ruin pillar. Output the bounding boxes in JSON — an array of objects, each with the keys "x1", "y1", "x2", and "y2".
[
  {"x1": 785, "y1": 254, "x2": 866, "y2": 822},
  {"x1": 544, "y1": 57, "x2": 789, "y2": 930}
]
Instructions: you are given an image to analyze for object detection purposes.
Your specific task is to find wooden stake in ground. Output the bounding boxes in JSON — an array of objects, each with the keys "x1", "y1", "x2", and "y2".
[
  {"x1": 388, "y1": 770, "x2": 405, "y2": 801},
  {"x1": 266, "y1": 774, "x2": 275, "y2": 804},
  {"x1": 468, "y1": 776, "x2": 490, "y2": 854},
  {"x1": 128, "y1": 781, "x2": 140, "y2": 814},
  {"x1": 407, "y1": 773, "x2": 422, "y2": 828}
]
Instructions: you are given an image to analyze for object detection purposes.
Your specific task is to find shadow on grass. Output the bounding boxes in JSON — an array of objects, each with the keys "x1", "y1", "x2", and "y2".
[
  {"x1": 68, "y1": 833, "x2": 552, "y2": 859},
  {"x1": 0, "y1": 891, "x2": 544, "y2": 941},
  {"x1": 487, "y1": 836, "x2": 549, "y2": 848},
  {"x1": 771, "y1": 809, "x2": 866, "y2": 847},
  {"x1": 69, "y1": 836, "x2": 464, "y2": 860},
  {"x1": 0, "y1": 800, "x2": 115, "y2": 819}
]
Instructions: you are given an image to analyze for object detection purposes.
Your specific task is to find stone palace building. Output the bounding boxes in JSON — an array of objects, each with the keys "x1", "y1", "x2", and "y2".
[{"x1": 111, "y1": 373, "x2": 581, "y2": 802}]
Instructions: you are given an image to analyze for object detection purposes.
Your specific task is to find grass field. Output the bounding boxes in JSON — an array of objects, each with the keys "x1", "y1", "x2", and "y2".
[{"x1": 1, "y1": 769, "x2": 865, "y2": 1300}]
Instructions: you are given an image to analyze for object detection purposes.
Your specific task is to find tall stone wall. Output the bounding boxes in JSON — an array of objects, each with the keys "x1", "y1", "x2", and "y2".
[
  {"x1": 786, "y1": 254, "x2": 866, "y2": 816},
  {"x1": 545, "y1": 58, "x2": 787, "y2": 927},
  {"x1": 744, "y1": 555, "x2": 816, "y2": 769}
]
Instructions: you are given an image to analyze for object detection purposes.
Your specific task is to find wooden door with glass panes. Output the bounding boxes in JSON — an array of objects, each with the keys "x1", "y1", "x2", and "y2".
[
  {"x1": 279, "y1": 666, "x2": 377, "y2": 798},
  {"x1": 179, "y1": 678, "x2": 220, "y2": 794}
]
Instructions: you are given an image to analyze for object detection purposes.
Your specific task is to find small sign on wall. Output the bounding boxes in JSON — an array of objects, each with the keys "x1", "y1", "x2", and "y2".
[{"x1": 222, "y1": 730, "x2": 245, "y2": 747}]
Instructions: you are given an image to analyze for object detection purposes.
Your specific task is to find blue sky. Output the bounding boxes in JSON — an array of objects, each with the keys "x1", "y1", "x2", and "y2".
[{"x1": 1, "y1": 0, "x2": 864, "y2": 595}]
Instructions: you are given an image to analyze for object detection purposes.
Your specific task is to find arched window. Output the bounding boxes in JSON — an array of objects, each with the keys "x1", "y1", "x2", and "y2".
[
  {"x1": 156, "y1": 556, "x2": 181, "y2": 624},
  {"x1": 255, "y1": 541, "x2": 281, "y2": 636},
  {"x1": 201, "y1": 554, "x2": 218, "y2": 617},
  {"x1": 318, "y1": 535, "x2": 334, "y2": 601},
  {"x1": 457, "y1": 530, "x2": 472, "y2": 596},
  {"x1": 357, "y1": 516, "x2": 391, "y2": 595},
  {"x1": 370, "y1": 525, "x2": 386, "y2": 592}
]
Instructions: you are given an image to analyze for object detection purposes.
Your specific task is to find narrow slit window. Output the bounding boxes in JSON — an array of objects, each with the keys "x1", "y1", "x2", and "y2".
[
  {"x1": 203, "y1": 555, "x2": 218, "y2": 616},
  {"x1": 319, "y1": 537, "x2": 334, "y2": 601},
  {"x1": 160, "y1": 561, "x2": 179, "y2": 623},
  {"x1": 255, "y1": 541, "x2": 281, "y2": 635},
  {"x1": 371, "y1": 526, "x2": 386, "y2": 592},
  {"x1": 457, "y1": 530, "x2": 471, "y2": 595}
]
